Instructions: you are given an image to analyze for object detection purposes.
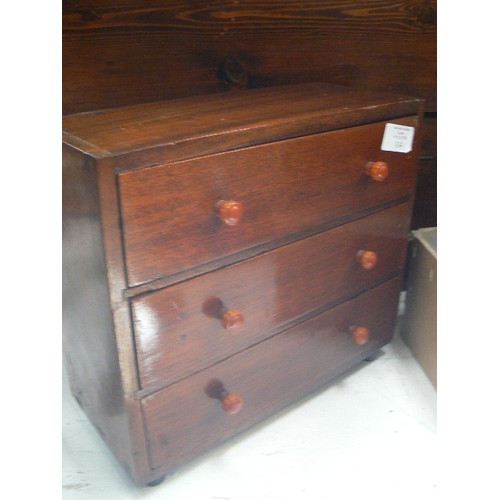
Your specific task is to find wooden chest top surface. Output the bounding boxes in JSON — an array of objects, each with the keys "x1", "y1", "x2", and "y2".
[{"x1": 62, "y1": 83, "x2": 421, "y2": 164}]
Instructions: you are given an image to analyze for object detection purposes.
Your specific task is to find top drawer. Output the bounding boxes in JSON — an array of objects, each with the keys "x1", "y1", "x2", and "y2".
[{"x1": 119, "y1": 117, "x2": 418, "y2": 287}]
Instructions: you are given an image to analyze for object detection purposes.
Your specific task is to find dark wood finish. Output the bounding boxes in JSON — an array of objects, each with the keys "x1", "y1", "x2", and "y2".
[
  {"x1": 62, "y1": 0, "x2": 436, "y2": 236},
  {"x1": 114, "y1": 111, "x2": 418, "y2": 286},
  {"x1": 131, "y1": 203, "x2": 410, "y2": 391},
  {"x1": 62, "y1": 84, "x2": 422, "y2": 485},
  {"x1": 62, "y1": 83, "x2": 420, "y2": 166},
  {"x1": 142, "y1": 278, "x2": 401, "y2": 474},
  {"x1": 62, "y1": 1, "x2": 436, "y2": 115},
  {"x1": 62, "y1": 146, "x2": 150, "y2": 482}
]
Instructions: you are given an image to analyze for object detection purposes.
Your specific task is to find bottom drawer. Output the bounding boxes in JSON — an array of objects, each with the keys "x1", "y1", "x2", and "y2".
[{"x1": 141, "y1": 278, "x2": 401, "y2": 474}]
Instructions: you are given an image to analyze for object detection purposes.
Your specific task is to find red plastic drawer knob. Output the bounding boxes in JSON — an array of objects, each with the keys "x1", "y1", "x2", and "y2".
[
  {"x1": 357, "y1": 250, "x2": 378, "y2": 270},
  {"x1": 220, "y1": 392, "x2": 243, "y2": 415},
  {"x1": 221, "y1": 309, "x2": 244, "y2": 330},
  {"x1": 350, "y1": 326, "x2": 370, "y2": 345},
  {"x1": 365, "y1": 161, "x2": 389, "y2": 182},
  {"x1": 205, "y1": 378, "x2": 243, "y2": 415},
  {"x1": 215, "y1": 200, "x2": 244, "y2": 226},
  {"x1": 206, "y1": 379, "x2": 244, "y2": 415}
]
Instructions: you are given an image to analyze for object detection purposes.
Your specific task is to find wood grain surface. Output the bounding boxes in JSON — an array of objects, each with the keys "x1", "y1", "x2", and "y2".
[
  {"x1": 141, "y1": 277, "x2": 402, "y2": 476},
  {"x1": 62, "y1": 83, "x2": 421, "y2": 163},
  {"x1": 131, "y1": 202, "x2": 410, "y2": 391},
  {"x1": 63, "y1": 0, "x2": 436, "y2": 115},
  {"x1": 118, "y1": 116, "x2": 418, "y2": 286},
  {"x1": 62, "y1": 83, "x2": 421, "y2": 485},
  {"x1": 62, "y1": 145, "x2": 139, "y2": 479}
]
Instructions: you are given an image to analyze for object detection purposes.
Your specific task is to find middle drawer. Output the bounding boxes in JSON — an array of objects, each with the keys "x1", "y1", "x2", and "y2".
[{"x1": 131, "y1": 202, "x2": 410, "y2": 391}]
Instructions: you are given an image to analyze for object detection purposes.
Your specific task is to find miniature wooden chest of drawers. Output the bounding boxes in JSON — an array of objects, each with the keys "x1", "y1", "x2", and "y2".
[{"x1": 62, "y1": 83, "x2": 422, "y2": 485}]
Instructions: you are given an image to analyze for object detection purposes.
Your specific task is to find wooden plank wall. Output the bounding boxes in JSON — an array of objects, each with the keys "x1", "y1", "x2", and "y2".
[{"x1": 62, "y1": 0, "x2": 436, "y2": 227}]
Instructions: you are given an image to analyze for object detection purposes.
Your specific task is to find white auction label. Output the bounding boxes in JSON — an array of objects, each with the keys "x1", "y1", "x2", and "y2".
[{"x1": 380, "y1": 123, "x2": 415, "y2": 153}]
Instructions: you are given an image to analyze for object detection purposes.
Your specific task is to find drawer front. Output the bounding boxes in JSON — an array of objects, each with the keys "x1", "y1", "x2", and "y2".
[
  {"x1": 131, "y1": 203, "x2": 410, "y2": 390},
  {"x1": 142, "y1": 277, "x2": 401, "y2": 473},
  {"x1": 119, "y1": 117, "x2": 418, "y2": 286}
]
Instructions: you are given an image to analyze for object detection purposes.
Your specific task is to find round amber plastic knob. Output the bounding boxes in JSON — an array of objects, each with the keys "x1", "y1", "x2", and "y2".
[
  {"x1": 351, "y1": 326, "x2": 370, "y2": 345},
  {"x1": 221, "y1": 309, "x2": 244, "y2": 330},
  {"x1": 221, "y1": 392, "x2": 243, "y2": 415},
  {"x1": 215, "y1": 200, "x2": 244, "y2": 226},
  {"x1": 365, "y1": 161, "x2": 389, "y2": 182},
  {"x1": 357, "y1": 250, "x2": 378, "y2": 270}
]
